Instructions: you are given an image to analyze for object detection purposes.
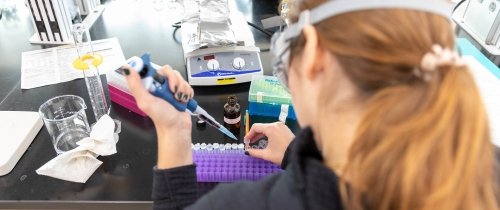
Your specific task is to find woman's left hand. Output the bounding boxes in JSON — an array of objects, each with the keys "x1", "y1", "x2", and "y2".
[
  {"x1": 123, "y1": 64, "x2": 194, "y2": 169},
  {"x1": 244, "y1": 122, "x2": 294, "y2": 165}
]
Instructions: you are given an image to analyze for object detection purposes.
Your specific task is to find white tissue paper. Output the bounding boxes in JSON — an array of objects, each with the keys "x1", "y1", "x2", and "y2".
[
  {"x1": 35, "y1": 144, "x2": 102, "y2": 183},
  {"x1": 36, "y1": 115, "x2": 118, "y2": 183},
  {"x1": 78, "y1": 115, "x2": 117, "y2": 156}
]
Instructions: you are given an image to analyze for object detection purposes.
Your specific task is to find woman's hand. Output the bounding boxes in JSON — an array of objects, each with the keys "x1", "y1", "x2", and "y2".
[
  {"x1": 123, "y1": 64, "x2": 194, "y2": 169},
  {"x1": 244, "y1": 122, "x2": 295, "y2": 165}
]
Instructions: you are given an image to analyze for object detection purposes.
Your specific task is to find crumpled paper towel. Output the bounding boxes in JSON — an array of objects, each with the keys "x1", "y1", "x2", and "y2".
[{"x1": 36, "y1": 115, "x2": 118, "y2": 183}]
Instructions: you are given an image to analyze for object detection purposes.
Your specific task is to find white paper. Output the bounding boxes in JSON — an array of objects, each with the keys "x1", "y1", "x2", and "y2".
[
  {"x1": 36, "y1": 115, "x2": 118, "y2": 183},
  {"x1": 36, "y1": 143, "x2": 102, "y2": 183},
  {"x1": 464, "y1": 56, "x2": 500, "y2": 146},
  {"x1": 21, "y1": 37, "x2": 126, "y2": 89},
  {"x1": 77, "y1": 115, "x2": 117, "y2": 156}
]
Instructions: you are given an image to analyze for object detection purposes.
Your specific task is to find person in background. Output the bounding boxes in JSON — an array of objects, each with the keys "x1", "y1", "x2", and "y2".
[{"x1": 122, "y1": 0, "x2": 500, "y2": 209}]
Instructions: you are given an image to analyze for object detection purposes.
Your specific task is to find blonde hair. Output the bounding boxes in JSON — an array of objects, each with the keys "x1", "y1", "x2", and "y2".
[{"x1": 289, "y1": 1, "x2": 499, "y2": 210}]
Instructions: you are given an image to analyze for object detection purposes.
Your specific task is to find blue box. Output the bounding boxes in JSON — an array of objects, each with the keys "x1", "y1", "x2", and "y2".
[
  {"x1": 248, "y1": 101, "x2": 297, "y2": 120},
  {"x1": 248, "y1": 76, "x2": 297, "y2": 120}
]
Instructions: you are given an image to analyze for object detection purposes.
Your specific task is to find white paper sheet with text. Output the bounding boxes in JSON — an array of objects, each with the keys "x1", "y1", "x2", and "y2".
[{"x1": 21, "y1": 37, "x2": 126, "y2": 89}]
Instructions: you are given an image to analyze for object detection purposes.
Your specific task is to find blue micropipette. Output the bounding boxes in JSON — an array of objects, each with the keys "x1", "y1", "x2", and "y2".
[{"x1": 127, "y1": 53, "x2": 238, "y2": 140}]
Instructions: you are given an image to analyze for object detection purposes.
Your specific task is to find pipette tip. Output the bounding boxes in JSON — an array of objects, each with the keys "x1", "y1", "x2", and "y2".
[{"x1": 220, "y1": 127, "x2": 238, "y2": 140}]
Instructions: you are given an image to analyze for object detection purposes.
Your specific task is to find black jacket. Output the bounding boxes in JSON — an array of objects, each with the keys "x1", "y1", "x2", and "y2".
[{"x1": 152, "y1": 127, "x2": 343, "y2": 210}]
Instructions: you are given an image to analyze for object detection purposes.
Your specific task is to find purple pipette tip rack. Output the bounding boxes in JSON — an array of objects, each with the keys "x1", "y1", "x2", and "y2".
[{"x1": 193, "y1": 143, "x2": 282, "y2": 182}]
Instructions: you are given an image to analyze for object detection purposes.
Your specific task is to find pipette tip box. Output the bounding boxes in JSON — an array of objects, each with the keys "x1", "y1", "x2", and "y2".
[
  {"x1": 248, "y1": 75, "x2": 297, "y2": 120},
  {"x1": 108, "y1": 85, "x2": 146, "y2": 117},
  {"x1": 106, "y1": 60, "x2": 156, "y2": 117}
]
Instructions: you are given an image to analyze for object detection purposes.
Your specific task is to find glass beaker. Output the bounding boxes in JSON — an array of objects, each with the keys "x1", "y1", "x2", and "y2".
[{"x1": 39, "y1": 95, "x2": 90, "y2": 154}]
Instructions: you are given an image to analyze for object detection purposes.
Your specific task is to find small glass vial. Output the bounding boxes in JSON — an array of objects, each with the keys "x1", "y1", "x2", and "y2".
[{"x1": 223, "y1": 95, "x2": 241, "y2": 136}]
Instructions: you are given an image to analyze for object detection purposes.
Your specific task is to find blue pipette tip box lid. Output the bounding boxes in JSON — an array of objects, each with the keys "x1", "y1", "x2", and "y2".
[{"x1": 0, "y1": 111, "x2": 43, "y2": 176}]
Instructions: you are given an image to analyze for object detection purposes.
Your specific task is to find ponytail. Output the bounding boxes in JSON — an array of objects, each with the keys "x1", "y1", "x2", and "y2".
[{"x1": 343, "y1": 64, "x2": 498, "y2": 210}]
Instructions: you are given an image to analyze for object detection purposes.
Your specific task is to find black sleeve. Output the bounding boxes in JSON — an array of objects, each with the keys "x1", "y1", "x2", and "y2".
[
  {"x1": 186, "y1": 173, "x2": 286, "y2": 210},
  {"x1": 152, "y1": 165, "x2": 198, "y2": 210},
  {"x1": 281, "y1": 140, "x2": 294, "y2": 169},
  {"x1": 154, "y1": 166, "x2": 302, "y2": 210}
]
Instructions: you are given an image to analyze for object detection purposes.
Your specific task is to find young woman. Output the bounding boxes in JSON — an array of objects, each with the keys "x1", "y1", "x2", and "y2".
[{"x1": 122, "y1": 0, "x2": 499, "y2": 209}]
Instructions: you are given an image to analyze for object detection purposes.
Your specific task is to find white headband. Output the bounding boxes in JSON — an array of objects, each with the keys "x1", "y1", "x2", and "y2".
[
  {"x1": 283, "y1": 0, "x2": 454, "y2": 41},
  {"x1": 271, "y1": 0, "x2": 456, "y2": 87}
]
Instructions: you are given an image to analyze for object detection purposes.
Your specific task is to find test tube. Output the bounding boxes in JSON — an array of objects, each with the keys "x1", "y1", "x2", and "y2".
[
  {"x1": 212, "y1": 143, "x2": 220, "y2": 150},
  {"x1": 206, "y1": 144, "x2": 213, "y2": 152},
  {"x1": 72, "y1": 19, "x2": 109, "y2": 122},
  {"x1": 193, "y1": 143, "x2": 201, "y2": 151}
]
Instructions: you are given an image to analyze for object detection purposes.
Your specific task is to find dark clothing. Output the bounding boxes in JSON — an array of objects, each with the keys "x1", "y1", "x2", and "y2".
[{"x1": 152, "y1": 127, "x2": 343, "y2": 210}]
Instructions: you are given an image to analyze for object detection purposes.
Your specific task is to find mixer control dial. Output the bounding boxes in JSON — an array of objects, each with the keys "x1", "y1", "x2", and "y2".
[
  {"x1": 207, "y1": 59, "x2": 220, "y2": 71},
  {"x1": 232, "y1": 57, "x2": 246, "y2": 70}
]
